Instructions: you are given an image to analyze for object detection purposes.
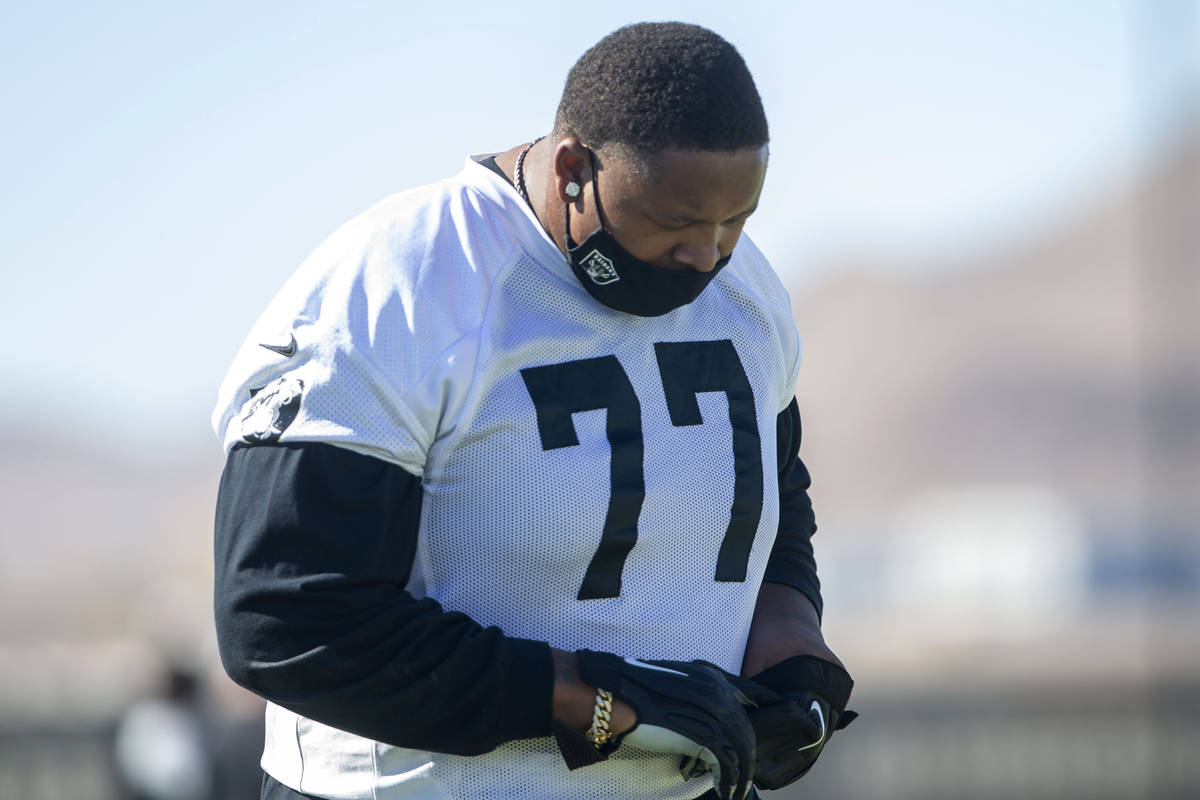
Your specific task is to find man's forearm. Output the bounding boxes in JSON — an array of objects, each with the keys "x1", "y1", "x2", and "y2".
[{"x1": 742, "y1": 581, "x2": 842, "y2": 677}]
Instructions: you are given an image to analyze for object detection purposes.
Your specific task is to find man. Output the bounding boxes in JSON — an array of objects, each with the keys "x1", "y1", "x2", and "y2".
[{"x1": 213, "y1": 22, "x2": 854, "y2": 800}]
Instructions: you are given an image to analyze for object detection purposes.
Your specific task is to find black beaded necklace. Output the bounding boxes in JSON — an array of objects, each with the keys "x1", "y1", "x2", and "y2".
[{"x1": 514, "y1": 136, "x2": 545, "y2": 202}]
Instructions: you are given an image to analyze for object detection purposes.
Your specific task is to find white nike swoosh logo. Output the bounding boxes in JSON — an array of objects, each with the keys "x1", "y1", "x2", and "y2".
[
  {"x1": 796, "y1": 701, "x2": 826, "y2": 751},
  {"x1": 624, "y1": 657, "x2": 688, "y2": 677}
]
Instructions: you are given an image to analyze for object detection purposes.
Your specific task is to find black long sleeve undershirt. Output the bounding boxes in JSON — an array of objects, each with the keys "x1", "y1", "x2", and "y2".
[
  {"x1": 213, "y1": 442, "x2": 553, "y2": 755},
  {"x1": 765, "y1": 396, "x2": 824, "y2": 619},
  {"x1": 213, "y1": 401, "x2": 822, "y2": 755}
]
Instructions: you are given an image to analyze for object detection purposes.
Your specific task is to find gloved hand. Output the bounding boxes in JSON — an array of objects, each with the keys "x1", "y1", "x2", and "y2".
[
  {"x1": 568, "y1": 650, "x2": 757, "y2": 800},
  {"x1": 733, "y1": 655, "x2": 858, "y2": 790}
]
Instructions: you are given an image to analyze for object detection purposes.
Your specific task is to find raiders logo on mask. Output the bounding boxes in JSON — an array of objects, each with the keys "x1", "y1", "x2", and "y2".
[
  {"x1": 579, "y1": 250, "x2": 620, "y2": 285},
  {"x1": 239, "y1": 375, "x2": 304, "y2": 444}
]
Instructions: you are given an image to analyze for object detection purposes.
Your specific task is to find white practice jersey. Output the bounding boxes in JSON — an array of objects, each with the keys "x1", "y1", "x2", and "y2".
[{"x1": 213, "y1": 156, "x2": 802, "y2": 800}]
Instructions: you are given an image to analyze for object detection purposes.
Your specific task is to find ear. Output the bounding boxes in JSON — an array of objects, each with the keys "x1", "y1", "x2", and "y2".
[{"x1": 553, "y1": 137, "x2": 593, "y2": 205}]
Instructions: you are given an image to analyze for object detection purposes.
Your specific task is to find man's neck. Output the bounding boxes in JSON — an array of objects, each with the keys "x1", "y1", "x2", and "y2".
[{"x1": 496, "y1": 138, "x2": 565, "y2": 255}]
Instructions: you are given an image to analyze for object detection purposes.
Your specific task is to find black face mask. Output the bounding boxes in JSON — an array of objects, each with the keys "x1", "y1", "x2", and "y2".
[{"x1": 564, "y1": 154, "x2": 731, "y2": 317}]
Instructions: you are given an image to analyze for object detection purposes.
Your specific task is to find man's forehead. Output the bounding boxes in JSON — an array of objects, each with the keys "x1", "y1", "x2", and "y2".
[{"x1": 628, "y1": 145, "x2": 769, "y2": 217}]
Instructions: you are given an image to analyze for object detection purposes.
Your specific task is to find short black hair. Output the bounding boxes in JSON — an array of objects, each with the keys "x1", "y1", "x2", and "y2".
[{"x1": 554, "y1": 22, "x2": 769, "y2": 161}]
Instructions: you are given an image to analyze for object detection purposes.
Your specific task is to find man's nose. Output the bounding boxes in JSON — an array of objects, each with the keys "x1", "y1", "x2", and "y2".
[{"x1": 671, "y1": 230, "x2": 723, "y2": 272}]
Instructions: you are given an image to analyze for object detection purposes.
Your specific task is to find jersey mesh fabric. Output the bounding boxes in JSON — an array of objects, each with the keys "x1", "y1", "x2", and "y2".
[{"x1": 216, "y1": 158, "x2": 802, "y2": 800}]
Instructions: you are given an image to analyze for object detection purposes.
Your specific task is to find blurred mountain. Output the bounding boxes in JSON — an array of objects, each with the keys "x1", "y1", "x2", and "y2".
[
  {"x1": 0, "y1": 433, "x2": 224, "y2": 643},
  {"x1": 789, "y1": 120, "x2": 1200, "y2": 530}
]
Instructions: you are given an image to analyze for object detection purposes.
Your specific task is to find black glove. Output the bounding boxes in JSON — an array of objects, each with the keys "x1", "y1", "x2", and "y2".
[
  {"x1": 556, "y1": 650, "x2": 757, "y2": 800},
  {"x1": 741, "y1": 655, "x2": 858, "y2": 790}
]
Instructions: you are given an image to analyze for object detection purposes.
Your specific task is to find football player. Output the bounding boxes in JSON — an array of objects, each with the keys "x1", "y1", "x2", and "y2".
[{"x1": 213, "y1": 22, "x2": 853, "y2": 800}]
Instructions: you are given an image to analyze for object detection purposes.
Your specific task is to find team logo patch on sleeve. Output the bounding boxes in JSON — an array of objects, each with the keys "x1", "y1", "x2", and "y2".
[{"x1": 239, "y1": 375, "x2": 304, "y2": 444}]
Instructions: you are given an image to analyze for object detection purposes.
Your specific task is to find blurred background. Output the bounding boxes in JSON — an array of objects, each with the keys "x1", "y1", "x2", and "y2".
[{"x1": 1, "y1": 1, "x2": 1197, "y2": 798}]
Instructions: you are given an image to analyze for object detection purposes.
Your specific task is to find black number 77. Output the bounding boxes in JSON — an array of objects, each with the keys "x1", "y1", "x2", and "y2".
[{"x1": 520, "y1": 340, "x2": 763, "y2": 600}]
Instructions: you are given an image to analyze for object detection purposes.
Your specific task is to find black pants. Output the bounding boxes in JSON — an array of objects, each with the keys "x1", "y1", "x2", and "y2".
[
  {"x1": 262, "y1": 772, "x2": 758, "y2": 799},
  {"x1": 263, "y1": 773, "x2": 331, "y2": 799}
]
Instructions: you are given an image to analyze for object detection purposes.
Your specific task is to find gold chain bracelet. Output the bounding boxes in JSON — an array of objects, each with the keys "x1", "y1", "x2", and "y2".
[{"x1": 585, "y1": 688, "x2": 614, "y2": 748}]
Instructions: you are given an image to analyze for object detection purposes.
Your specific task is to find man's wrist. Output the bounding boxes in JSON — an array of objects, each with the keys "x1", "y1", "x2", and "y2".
[
  {"x1": 550, "y1": 648, "x2": 636, "y2": 735},
  {"x1": 551, "y1": 648, "x2": 596, "y2": 730}
]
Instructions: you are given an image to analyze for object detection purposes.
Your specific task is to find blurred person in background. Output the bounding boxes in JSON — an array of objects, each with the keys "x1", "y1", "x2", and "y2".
[
  {"x1": 113, "y1": 661, "x2": 265, "y2": 800},
  {"x1": 113, "y1": 666, "x2": 212, "y2": 800},
  {"x1": 211, "y1": 22, "x2": 854, "y2": 800}
]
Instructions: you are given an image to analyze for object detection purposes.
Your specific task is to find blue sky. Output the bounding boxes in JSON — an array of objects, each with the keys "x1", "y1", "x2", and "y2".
[{"x1": 0, "y1": 1, "x2": 1195, "y2": 453}]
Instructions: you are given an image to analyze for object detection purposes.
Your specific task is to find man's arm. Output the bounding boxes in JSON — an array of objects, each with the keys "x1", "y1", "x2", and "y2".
[
  {"x1": 215, "y1": 441, "x2": 639, "y2": 754},
  {"x1": 743, "y1": 397, "x2": 841, "y2": 675},
  {"x1": 733, "y1": 399, "x2": 855, "y2": 791}
]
